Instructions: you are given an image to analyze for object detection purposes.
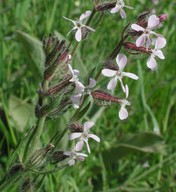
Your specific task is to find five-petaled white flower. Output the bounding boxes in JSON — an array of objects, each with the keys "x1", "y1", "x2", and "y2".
[
  {"x1": 111, "y1": 0, "x2": 133, "y2": 19},
  {"x1": 64, "y1": 151, "x2": 88, "y2": 166},
  {"x1": 102, "y1": 54, "x2": 139, "y2": 93},
  {"x1": 147, "y1": 36, "x2": 166, "y2": 70},
  {"x1": 64, "y1": 11, "x2": 95, "y2": 42},
  {"x1": 69, "y1": 121, "x2": 100, "y2": 153},
  {"x1": 118, "y1": 84, "x2": 130, "y2": 120},
  {"x1": 131, "y1": 15, "x2": 165, "y2": 48}
]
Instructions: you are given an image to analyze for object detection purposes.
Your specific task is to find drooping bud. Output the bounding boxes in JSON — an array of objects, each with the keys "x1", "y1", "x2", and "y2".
[
  {"x1": 27, "y1": 144, "x2": 55, "y2": 169},
  {"x1": 68, "y1": 122, "x2": 83, "y2": 133},
  {"x1": 51, "y1": 151, "x2": 68, "y2": 164}
]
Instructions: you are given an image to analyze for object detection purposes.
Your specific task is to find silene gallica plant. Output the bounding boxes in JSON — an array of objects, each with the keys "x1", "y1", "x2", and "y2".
[{"x1": 0, "y1": 0, "x2": 167, "y2": 191}]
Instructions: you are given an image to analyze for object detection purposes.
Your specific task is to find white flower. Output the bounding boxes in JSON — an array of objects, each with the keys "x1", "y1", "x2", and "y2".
[
  {"x1": 69, "y1": 121, "x2": 100, "y2": 153},
  {"x1": 64, "y1": 151, "x2": 88, "y2": 166},
  {"x1": 68, "y1": 64, "x2": 85, "y2": 108},
  {"x1": 118, "y1": 85, "x2": 130, "y2": 120},
  {"x1": 111, "y1": 0, "x2": 133, "y2": 19},
  {"x1": 147, "y1": 36, "x2": 166, "y2": 70},
  {"x1": 131, "y1": 15, "x2": 165, "y2": 48},
  {"x1": 64, "y1": 11, "x2": 95, "y2": 42},
  {"x1": 102, "y1": 54, "x2": 138, "y2": 93}
]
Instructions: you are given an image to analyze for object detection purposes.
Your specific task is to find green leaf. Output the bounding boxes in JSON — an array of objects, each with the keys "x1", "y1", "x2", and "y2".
[
  {"x1": 103, "y1": 132, "x2": 165, "y2": 163},
  {"x1": 9, "y1": 95, "x2": 34, "y2": 132},
  {"x1": 16, "y1": 30, "x2": 45, "y2": 82}
]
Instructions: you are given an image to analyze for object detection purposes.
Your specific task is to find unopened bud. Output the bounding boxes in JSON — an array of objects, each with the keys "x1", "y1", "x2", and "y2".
[
  {"x1": 159, "y1": 14, "x2": 167, "y2": 22},
  {"x1": 95, "y1": 2, "x2": 116, "y2": 12},
  {"x1": 51, "y1": 151, "x2": 68, "y2": 164},
  {"x1": 124, "y1": 42, "x2": 152, "y2": 54},
  {"x1": 91, "y1": 90, "x2": 121, "y2": 106},
  {"x1": 27, "y1": 144, "x2": 55, "y2": 169},
  {"x1": 8, "y1": 163, "x2": 24, "y2": 177},
  {"x1": 20, "y1": 177, "x2": 34, "y2": 192},
  {"x1": 68, "y1": 122, "x2": 83, "y2": 133}
]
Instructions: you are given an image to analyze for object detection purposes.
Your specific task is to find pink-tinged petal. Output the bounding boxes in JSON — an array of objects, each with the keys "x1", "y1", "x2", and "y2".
[
  {"x1": 122, "y1": 72, "x2": 139, "y2": 80},
  {"x1": 125, "y1": 84, "x2": 129, "y2": 98},
  {"x1": 73, "y1": 69, "x2": 79, "y2": 76},
  {"x1": 88, "y1": 78, "x2": 96, "y2": 88},
  {"x1": 136, "y1": 34, "x2": 146, "y2": 47},
  {"x1": 119, "y1": 106, "x2": 128, "y2": 120},
  {"x1": 76, "y1": 152, "x2": 88, "y2": 157},
  {"x1": 102, "y1": 69, "x2": 117, "y2": 77},
  {"x1": 75, "y1": 140, "x2": 84, "y2": 151},
  {"x1": 154, "y1": 50, "x2": 165, "y2": 59},
  {"x1": 89, "y1": 134, "x2": 100, "y2": 142},
  {"x1": 110, "y1": 5, "x2": 120, "y2": 13},
  {"x1": 131, "y1": 24, "x2": 145, "y2": 32},
  {"x1": 147, "y1": 15, "x2": 159, "y2": 29},
  {"x1": 77, "y1": 156, "x2": 85, "y2": 161},
  {"x1": 85, "y1": 141, "x2": 91, "y2": 153},
  {"x1": 84, "y1": 121, "x2": 94, "y2": 132},
  {"x1": 68, "y1": 159, "x2": 75, "y2": 166},
  {"x1": 147, "y1": 56, "x2": 157, "y2": 70},
  {"x1": 146, "y1": 36, "x2": 152, "y2": 49},
  {"x1": 85, "y1": 25, "x2": 95, "y2": 32},
  {"x1": 79, "y1": 11, "x2": 92, "y2": 21},
  {"x1": 75, "y1": 28, "x2": 82, "y2": 42},
  {"x1": 76, "y1": 81, "x2": 85, "y2": 93},
  {"x1": 71, "y1": 94, "x2": 81, "y2": 109},
  {"x1": 120, "y1": 9, "x2": 126, "y2": 19},
  {"x1": 116, "y1": 54, "x2": 127, "y2": 70},
  {"x1": 155, "y1": 36, "x2": 167, "y2": 49},
  {"x1": 69, "y1": 133, "x2": 82, "y2": 140},
  {"x1": 107, "y1": 77, "x2": 118, "y2": 90}
]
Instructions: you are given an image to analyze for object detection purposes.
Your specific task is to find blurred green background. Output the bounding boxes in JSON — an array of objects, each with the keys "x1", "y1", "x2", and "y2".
[{"x1": 0, "y1": 0, "x2": 176, "y2": 191}]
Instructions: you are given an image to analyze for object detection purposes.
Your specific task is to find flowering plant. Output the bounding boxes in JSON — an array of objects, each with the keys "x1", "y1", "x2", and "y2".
[{"x1": 0, "y1": 1, "x2": 167, "y2": 191}]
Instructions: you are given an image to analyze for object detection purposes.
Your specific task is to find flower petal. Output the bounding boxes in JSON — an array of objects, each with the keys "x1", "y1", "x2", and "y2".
[
  {"x1": 116, "y1": 54, "x2": 127, "y2": 70},
  {"x1": 107, "y1": 77, "x2": 118, "y2": 90},
  {"x1": 84, "y1": 121, "x2": 94, "y2": 132},
  {"x1": 154, "y1": 50, "x2": 165, "y2": 59},
  {"x1": 75, "y1": 28, "x2": 82, "y2": 42},
  {"x1": 63, "y1": 16, "x2": 76, "y2": 24},
  {"x1": 89, "y1": 134, "x2": 100, "y2": 142},
  {"x1": 85, "y1": 141, "x2": 91, "y2": 153},
  {"x1": 136, "y1": 34, "x2": 146, "y2": 47},
  {"x1": 76, "y1": 81, "x2": 85, "y2": 93},
  {"x1": 155, "y1": 36, "x2": 167, "y2": 49},
  {"x1": 88, "y1": 78, "x2": 96, "y2": 88},
  {"x1": 79, "y1": 11, "x2": 92, "y2": 21},
  {"x1": 119, "y1": 78, "x2": 125, "y2": 92},
  {"x1": 131, "y1": 24, "x2": 145, "y2": 32},
  {"x1": 120, "y1": 9, "x2": 126, "y2": 19},
  {"x1": 110, "y1": 5, "x2": 120, "y2": 13},
  {"x1": 102, "y1": 69, "x2": 117, "y2": 77},
  {"x1": 119, "y1": 106, "x2": 128, "y2": 120},
  {"x1": 77, "y1": 156, "x2": 85, "y2": 161},
  {"x1": 68, "y1": 159, "x2": 75, "y2": 166},
  {"x1": 125, "y1": 84, "x2": 129, "y2": 98},
  {"x1": 122, "y1": 72, "x2": 139, "y2": 80},
  {"x1": 147, "y1": 15, "x2": 159, "y2": 29},
  {"x1": 69, "y1": 133, "x2": 82, "y2": 140},
  {"x1": 147, "y1": 56, "x2": 157, "y2": 70},
  {"x1": 85, "y1": 25, "x2": 95, "y2": 32},
  {"x1": 75, "y1": 140, "x2": 84, "y2": 151}
]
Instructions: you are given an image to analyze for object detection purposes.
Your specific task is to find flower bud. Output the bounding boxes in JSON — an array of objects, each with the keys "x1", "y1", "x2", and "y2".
[
  {"x1": 91, "y1": 90, "x2": 122, "y2": 106},
  {"x1": 68, "y1": 122, "x2": 83, "y2": 133},
  {"x1": 95, "y1": 2, "x2": 116, "y2": 12},
  {"x1": 27, "y1": 144, "x2": 54, "y2": 169},
  {"x1": 159, "y1": 14, "x2": 167, "y2": 22},
  {"x1": 51, "y1": 151, "x2": 68, "y2": 164},
  {"x1": 8, "y1": 163, "x2": 24, "y2": 177},
  {"x1": 20, "y1": 177, "x2": 34, "y2": 192},
  {"x1": 124, "y1": 42, "x2": 152, "y2": 54}
]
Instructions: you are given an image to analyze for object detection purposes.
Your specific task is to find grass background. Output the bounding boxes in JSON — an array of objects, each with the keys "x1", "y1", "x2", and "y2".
[{"x1": 0, "y1": 0, "x2": 176, "y2": 191}]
